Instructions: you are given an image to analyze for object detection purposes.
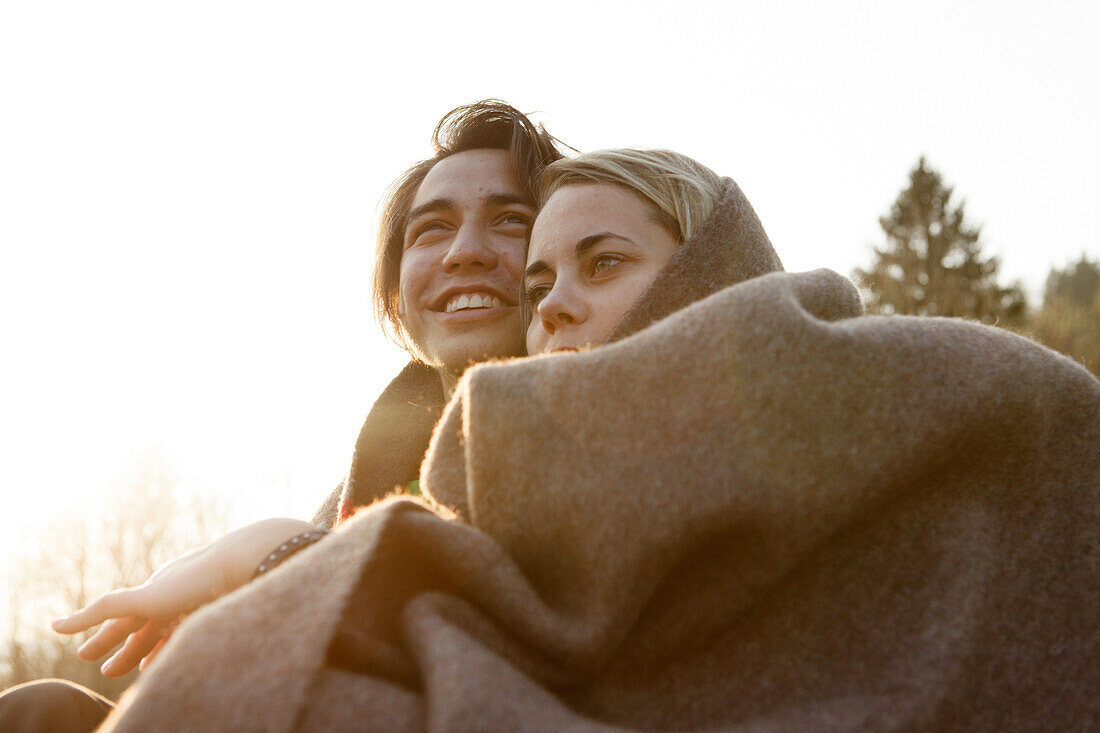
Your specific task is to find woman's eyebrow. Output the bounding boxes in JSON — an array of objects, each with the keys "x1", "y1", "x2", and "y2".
[
  {"x1": 576, "y1": 232, "x2": 632, "y2": 256},
  {"x1": 525, "y1": 260, "x2": 550, "y2": 278},
  {"x1": 526, "y1": 232, "x2": 634, "y2": 278}
]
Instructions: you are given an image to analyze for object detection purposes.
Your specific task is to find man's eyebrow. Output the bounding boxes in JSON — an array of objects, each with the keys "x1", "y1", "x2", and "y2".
[
  {"x1": 525, "y1": 232, "x2": 633, "y2": 278},
  {"x1": 485, "y1": 192, "x2": 533, "y2": 208},
  {"x1": 406, "y1": 198, "x2": 456, "y2": 222}
]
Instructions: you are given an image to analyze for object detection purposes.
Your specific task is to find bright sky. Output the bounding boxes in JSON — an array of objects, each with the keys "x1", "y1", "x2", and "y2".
[{"x1": 2, "y1": 2, "x2": 1098, "y2": 565}]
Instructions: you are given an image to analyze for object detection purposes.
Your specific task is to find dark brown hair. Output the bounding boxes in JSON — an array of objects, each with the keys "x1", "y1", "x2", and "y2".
[{"x1": 372, "y1": 100, "x2": 566, "y2": 347}]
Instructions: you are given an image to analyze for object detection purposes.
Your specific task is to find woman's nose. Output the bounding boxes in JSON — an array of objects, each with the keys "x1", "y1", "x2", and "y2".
[
  {"x1": 537, "y1": 284, "x2": 586, "y2": 336},
  {"x1": 441, "y1": 224, "x2": 499, "y2": 272}
]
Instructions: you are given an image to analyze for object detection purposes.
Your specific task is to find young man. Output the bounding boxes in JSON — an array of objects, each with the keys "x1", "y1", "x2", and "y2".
[
  {"x1": 0, "y1": 100, "x2": 564, "y2": 732},
  {"x1": 315, "y1": 99, "x2": 563, "y2": 526}
]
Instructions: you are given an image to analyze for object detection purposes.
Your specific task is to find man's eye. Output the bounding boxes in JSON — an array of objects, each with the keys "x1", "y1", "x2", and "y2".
[
  {"x1": 406, "y1": 221, "x2": 448, "y2": 247},
  {"x1": 590, "y1": 254, "x2": 624, "y2": 275},
  {"x1": 496, "y1": 212, "x2": 532, "y2": 228}
]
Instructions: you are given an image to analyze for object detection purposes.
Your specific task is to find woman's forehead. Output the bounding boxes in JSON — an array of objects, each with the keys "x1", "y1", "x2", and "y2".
[{"x1": 528, "y1": 184, "x2": 658, "y2": 264}]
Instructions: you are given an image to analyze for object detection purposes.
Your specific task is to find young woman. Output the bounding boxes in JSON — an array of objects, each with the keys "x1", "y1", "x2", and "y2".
[{"x1": 523, "y1": 149, "x2": 729, "y2": 355}]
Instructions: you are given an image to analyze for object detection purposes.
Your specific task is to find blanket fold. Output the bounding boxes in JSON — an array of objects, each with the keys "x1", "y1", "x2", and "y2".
[{"x1": 102, "y1": 267, "x2": 1100, "y2": 731}]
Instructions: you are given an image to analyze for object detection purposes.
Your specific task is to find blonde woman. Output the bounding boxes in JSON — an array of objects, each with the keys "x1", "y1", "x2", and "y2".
[{"x1": 521, "y1": 148, "x2": 765, "y2": 354}]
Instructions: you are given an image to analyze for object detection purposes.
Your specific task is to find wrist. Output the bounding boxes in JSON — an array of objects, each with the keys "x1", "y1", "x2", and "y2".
[
  {"x1": 222, "y1": 518, "x2": 319, "y2": 590},
  {"x1": 252, "y1": 529, "x2": 330, "y2": 580}
]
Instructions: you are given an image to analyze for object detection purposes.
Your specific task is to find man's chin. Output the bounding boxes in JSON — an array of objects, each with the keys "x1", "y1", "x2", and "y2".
[
  {"x1": 445, "y1": 346, "x2": 526, "y2": 377},
  {"x1": 417, "y1": 338, "x2": 528, "y2": 379}
]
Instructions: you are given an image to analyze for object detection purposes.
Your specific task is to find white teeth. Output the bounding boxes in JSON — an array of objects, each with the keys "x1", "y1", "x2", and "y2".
[{"x1": 444, "y1": 292, "x2": 504, "y2": 313}]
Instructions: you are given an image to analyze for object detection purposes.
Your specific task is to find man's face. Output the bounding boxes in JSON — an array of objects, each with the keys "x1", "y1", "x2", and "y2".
[{"x1": 398, "y1": 148, "x2": 532, "y2": 376}]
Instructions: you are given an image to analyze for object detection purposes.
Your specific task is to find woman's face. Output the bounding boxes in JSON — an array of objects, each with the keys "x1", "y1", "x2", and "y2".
[{"x1": 524, "y1": 184, "x2": 679, "y2": 355}]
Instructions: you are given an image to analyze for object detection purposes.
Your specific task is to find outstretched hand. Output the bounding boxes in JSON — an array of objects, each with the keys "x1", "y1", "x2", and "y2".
[
  {"x1": 51, "y1": 517, "x2": 318, "y2": 677},
  {"x1": 51, "y1": 545, "x2": 230, "y2": 677}
]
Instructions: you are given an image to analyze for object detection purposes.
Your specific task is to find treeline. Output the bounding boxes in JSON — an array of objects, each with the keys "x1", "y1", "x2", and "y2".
[
  {"x1": 855, "y1": 157, "x2": 1099, "y2": 376},
  {"x1": 1, "y1": 453, "x2": 229, "y2": 700}
]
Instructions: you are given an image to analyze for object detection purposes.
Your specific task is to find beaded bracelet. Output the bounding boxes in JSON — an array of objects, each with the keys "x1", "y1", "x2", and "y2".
[{"x1": 253, "y1": 529, "x2": 331, "y2": 579}]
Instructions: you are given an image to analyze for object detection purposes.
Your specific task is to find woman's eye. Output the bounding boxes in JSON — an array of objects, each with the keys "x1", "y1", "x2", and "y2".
[
  {"x1": 590, "y1": 254, "x2": 624, "y2": 275},
  {"x1": 524, "y1": 285, "x2": 550, "y2": 308}
]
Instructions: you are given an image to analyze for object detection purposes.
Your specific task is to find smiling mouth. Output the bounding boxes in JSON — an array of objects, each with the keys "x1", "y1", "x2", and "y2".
[{"x1": 442, "y1": 292, "x2": 506, "y2": 313}]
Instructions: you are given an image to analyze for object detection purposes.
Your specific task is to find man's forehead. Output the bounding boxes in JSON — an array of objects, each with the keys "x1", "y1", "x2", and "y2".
[{"x1": 412, "y1": 149, "x2": 524, "y2": 208}]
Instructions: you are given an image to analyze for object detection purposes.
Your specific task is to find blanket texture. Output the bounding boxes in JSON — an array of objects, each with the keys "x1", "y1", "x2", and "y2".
[{"x1": 99, "y1": 181, "x2": 1100, "y2": 731}]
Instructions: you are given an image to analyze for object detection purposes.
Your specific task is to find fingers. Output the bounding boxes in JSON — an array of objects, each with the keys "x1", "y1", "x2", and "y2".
[
  {"x1": 101, "y1": 618, "x2": 172, "y2": 678},
  {"x1": 76, "y1": 615, "x2": 145, "y2": 661},
  {"x1": 52, "y1": 588, "x2": 137, "y2": 634},
  {"x1": 140, "y1": 616, "x2": 183, "y2": 672},
  {"x1": 139, "y1": 628, "x2": 175, "y2": 672}
]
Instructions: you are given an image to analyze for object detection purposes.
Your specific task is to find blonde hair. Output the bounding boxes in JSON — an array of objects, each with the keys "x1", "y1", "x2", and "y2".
[{"x1": 538, "y1": 149, "x2": 725, "y2": 242}]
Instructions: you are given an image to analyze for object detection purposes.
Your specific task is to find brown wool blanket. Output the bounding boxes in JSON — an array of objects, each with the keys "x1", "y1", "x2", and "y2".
[{"x1": 99, "y1": 267, "x2": 1100, "y2": 731}]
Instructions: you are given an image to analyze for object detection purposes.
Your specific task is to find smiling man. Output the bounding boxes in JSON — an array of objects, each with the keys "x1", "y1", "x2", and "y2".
[
  {"x1": 396, "y1": 147, "x2": 532, "y2": 394},
  {"x1": 315, "y1": 100, "x2": 564, "y2": 526}
]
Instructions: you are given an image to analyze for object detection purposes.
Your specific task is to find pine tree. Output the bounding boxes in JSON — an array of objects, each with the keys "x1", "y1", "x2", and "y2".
[
  {"x1": 1033, "y1": 255, "x2": 1100, "y2": 376},
  {"x1": 855, "y1": 157, "x2": 1027, "y2": 327}
]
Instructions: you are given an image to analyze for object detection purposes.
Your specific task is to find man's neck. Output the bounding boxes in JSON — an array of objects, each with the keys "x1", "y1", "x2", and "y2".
[{"x1": 438, "y1": 371, "x2": 458, "y2": 401}]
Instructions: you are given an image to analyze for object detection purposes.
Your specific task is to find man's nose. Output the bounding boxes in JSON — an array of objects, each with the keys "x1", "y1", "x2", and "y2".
[
  {"x1": 537, "y1": 284, "x2": 586, "y2": 336},
  {"x1": 441, "y1": 223, "x2": 499, "y2": 272}
]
